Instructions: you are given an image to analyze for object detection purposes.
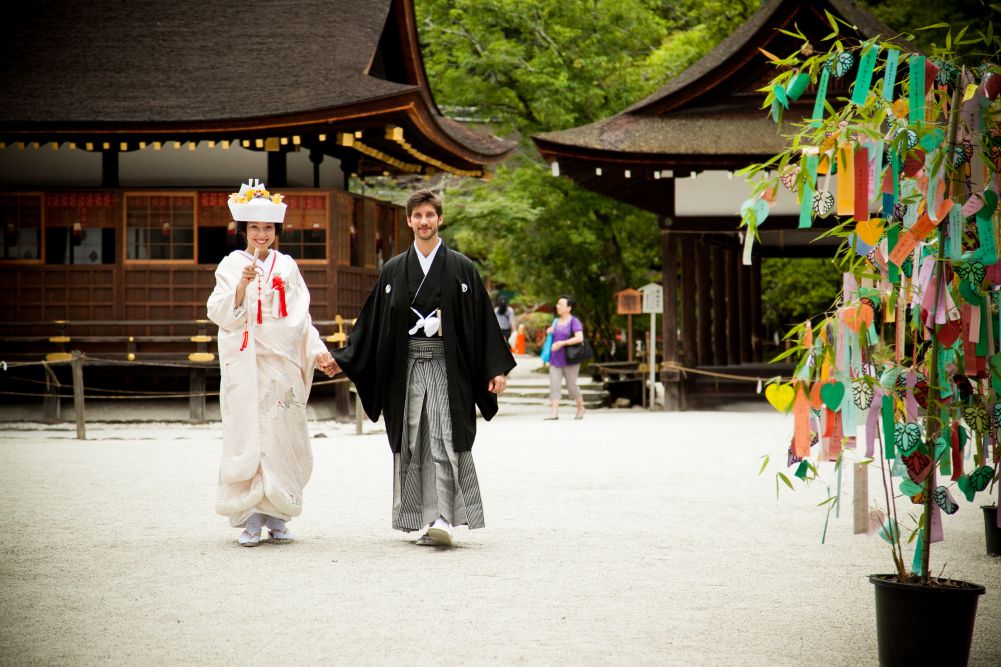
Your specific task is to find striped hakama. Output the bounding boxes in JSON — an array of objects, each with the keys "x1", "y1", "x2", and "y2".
[{"x1": 392, "y1": 339, "x2": 485, "y2": 532}]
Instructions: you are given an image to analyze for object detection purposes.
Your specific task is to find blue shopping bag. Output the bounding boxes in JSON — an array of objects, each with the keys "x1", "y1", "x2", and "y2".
[{"x1": 539, "y1": 318, "x2": 557, "y2": 363}]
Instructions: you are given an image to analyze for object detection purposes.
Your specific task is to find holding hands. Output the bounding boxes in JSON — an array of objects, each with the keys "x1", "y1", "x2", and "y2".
[{"x1": 316, "y1": 351, "x2": 340, "y2": 377}]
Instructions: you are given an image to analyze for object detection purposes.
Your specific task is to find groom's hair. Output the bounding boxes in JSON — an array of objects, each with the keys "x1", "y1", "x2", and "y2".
[{"x1": 406, "y1": 189, "x2": 442, "y2": 218}]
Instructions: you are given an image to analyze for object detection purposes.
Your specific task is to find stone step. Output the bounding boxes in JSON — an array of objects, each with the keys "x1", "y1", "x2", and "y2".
[{"x1": 497, "y1": 396, "x2": 606, "y2": 409}]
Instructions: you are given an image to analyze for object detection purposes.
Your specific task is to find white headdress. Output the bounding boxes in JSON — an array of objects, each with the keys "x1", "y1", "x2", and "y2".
[{"x1": 227, "y1": 178, "x2": 287, "y2": 223}]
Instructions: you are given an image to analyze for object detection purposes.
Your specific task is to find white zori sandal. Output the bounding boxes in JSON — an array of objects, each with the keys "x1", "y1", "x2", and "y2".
[
  {"x1": 265, "y1": 516, "x2": 294, "y2": 543},
  {"x1": 238, "y1": 514, "x2": 264, "y2": 547}
]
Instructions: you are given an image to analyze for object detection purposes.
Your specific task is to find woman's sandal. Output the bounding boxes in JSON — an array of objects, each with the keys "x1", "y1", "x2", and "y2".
[
  {"x1": 238, "y1": 528, "x2": 261, "y2": 547},
  {"x1": 267, "y1": 527, "x2": 294, "y2": 543}
]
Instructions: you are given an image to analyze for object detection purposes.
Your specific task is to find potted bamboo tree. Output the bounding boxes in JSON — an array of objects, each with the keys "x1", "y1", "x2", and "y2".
[{"x1": 744, "y1": 11, "x2": 1000, "y2": 665}]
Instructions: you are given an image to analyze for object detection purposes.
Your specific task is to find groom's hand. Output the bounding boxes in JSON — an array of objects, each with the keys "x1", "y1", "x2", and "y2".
[{"x1": 488, "y1": 375, "x2": 506, "y2": 394}]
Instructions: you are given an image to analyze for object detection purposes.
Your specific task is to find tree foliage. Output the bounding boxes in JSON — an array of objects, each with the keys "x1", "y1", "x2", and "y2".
[{"x1": 414, "y1": 0, "x2": 758, "y2": 356}]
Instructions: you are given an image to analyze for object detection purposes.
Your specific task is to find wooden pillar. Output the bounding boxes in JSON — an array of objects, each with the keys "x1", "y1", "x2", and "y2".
[
  {"x1": 696, "y1": 237, "x2": 712, "y2": 366},
  {"x1": 738, "y1": 262, "x2": 752, "y2": 363},
  {"x1": 267, "y1": 150, "x2": 288, "y2": 187},
  {"x1": 309, "y1": 147, "x2": 324, "y2": 188},
  {"x1": 680, "y1": 235, "x2": 697, "y2": 369},
  {"x1": 724, "y1": 247, "x2": 740, "y2": 365},
  {"x1": 189, "y1": 368, "x2": 206, "y2": 423},
  {"x1": 101, "y1": 149, "x2": 119, "y2": 187},
  {"x1": 750, "y1": 258, "x2": 763, "y2": 363},
  {"x1": 711, "y1": 243, "x2": 726, "y2": 366},
  {"x1": 661, "y1": 226, "x2": 681, "y2": 411},
  {"x1": 71, "y1": 351, "x2": 85, "y2": 440}
]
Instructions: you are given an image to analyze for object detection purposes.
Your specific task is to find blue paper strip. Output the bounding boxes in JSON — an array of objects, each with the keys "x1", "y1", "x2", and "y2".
[{"x1": 882, "y1": 49, "x2": 899, "y2": 102}]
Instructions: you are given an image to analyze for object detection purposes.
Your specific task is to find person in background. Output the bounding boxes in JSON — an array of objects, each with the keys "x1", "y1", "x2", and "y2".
[
  {"x1": 206, "y1": 179, "x2": 336, "y2": 547},
  {"x1": 545, "y1": 295, "x2": 586, "y2": 421},
  {"x1": 495, "y1": 296, "x2": 516, "y2": 346}
]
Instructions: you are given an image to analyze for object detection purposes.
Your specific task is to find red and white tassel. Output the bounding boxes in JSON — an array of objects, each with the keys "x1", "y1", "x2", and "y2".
[{"x1": 273, "y1": 277, "x2": 288, "y2": 318}]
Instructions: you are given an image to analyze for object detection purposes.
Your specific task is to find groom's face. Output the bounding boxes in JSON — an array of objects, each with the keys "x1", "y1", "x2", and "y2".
[{"x1": 408, "y1": 203, "x2": 441, "y2": 241}]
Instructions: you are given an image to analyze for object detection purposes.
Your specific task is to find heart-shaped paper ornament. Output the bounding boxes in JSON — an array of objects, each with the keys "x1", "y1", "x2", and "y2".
[
  {"x1": 813, "y1": 191, "x2": 836, "y2": 217},
  {"x1": 856, "y1": 218, "x2": 884, "y2": 246},
  {"x1": 820, "y1": 381, "x2": 845, "y2": 411},
  {"x1": 894, "y1": 422, "x2": 923, "y2": 456},
  {"x1": 765, "y1": 383, "x2": 795, "y2": 412}
]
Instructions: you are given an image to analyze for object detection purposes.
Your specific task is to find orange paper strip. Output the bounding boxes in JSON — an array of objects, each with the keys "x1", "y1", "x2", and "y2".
[
  {"x1": 793, "y1": 384, "x2": 812, "y2": 458},
  {"x1": 837, "y1": 144, "x2": 855, "y2": 215}
]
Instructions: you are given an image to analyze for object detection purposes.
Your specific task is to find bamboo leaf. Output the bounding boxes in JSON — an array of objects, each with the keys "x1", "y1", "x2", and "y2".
[
  {"x1": 759, "y1": 455, "x2": 770, "y2": 476},
  {"x1": 777, "y1": 472, "x2": 795, "y2": 491},
  {"x1": 824, "y1": 9, "x2": 839, "y2": 35}
]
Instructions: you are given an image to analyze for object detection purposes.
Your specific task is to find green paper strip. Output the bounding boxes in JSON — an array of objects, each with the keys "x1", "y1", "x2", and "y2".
[
  {"x1": 938, "y1": 350, "x2": 951, "y2": 398},
  {"x1": 975, "y1": 190, "x2": 999, "y2": 265},
  {"x1": 882, "y1": 49, "x2": 899, "y2": 101},
  {"x1": 913, "y1": 529, "x2": 926, "y2": 576},
  {"x1": 909, "y1": 55, "x2": 926, "y2": 125},
  {"x1": 851, "y1": 44, "x2": 880, "y2": 106},
  {"x1": 882, "y1": 395, "x2": 895, "y2": 460},
  {"x1": 788, "y1": 71, "x2": 810, "y2": 100},
  {"x1": 799, "y1": 154, "x2": 819, "y2": 229},
  {"x1": 900, "y1": 478, "x2": 923, "y2": 496},
  {"x1": 948, "y1": 204, "x2": 963, "y2": 261},
  {"x1": 811, "y1": 68, "x2": 831, "y2": 128},
  {"x1": 794, "y1": 459, "x2": 810, "y2": 480},
  {"x1": 888, "y1": 226, "x2": 900, "y2": 284}
]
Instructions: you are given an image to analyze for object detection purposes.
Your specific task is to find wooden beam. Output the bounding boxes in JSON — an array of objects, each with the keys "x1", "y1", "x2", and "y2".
[
  {"x1": 696, "y1": 237, "x2": 712, "y2": 366},
  {"x1": 711, "y1": 243, "x2": 726, "y2": 366}
]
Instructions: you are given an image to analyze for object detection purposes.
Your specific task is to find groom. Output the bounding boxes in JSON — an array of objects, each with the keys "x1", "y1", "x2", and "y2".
[{"x1": 329, "y1": 189, "x2": 515, "y2": 546}]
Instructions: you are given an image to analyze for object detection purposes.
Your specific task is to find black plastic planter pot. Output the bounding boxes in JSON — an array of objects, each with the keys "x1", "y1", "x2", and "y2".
[
  {"x1": 870, "y1": 575, "x2": 985, "y2": 666},
  {"x1": 984, "y1": 505, "x2": 1001, "y2": 556}
]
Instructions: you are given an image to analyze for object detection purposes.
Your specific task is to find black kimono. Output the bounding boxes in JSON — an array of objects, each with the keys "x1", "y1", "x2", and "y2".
[{"x1": 333, "y1": 242, "x2": 516, "y2": 453}]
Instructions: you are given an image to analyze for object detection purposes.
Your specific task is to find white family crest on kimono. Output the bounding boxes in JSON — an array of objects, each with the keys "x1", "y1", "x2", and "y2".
[{"x1": 206, "y1": 249, "x2": 327, "y2": 526}]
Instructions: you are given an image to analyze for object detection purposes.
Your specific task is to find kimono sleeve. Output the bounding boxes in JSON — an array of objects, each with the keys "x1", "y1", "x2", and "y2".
[
  {"x1": 331, "y1": 269, "x2": 391, "y2": 422},
  {"x1": 471, "y1": 268, "x2": 516, "y2": 383},
  {"x1": 206, "y1": 257, "x2": 247, "y2": 331},
  {"x1": 290, "y1": 260, "x2": 327, "y2": 359}
]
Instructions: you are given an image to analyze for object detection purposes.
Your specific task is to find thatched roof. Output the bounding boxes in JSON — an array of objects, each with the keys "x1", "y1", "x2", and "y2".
[
  {"x1": 0, "y1": 0, "x2": 512, "y2": 171},
  {"x1": 533, "y1": 0, "x2": 909, "y2": 212}
]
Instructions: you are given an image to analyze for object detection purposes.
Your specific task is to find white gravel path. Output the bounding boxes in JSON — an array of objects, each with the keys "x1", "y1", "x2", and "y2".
[{"x1": 0, "y1": 406, "x2": 998, "y2": 665}]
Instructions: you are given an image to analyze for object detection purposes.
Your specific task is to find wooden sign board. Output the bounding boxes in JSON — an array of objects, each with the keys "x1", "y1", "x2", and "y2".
[{"x1": 616, "y1": 288, "x2": 642, "y2": 315}]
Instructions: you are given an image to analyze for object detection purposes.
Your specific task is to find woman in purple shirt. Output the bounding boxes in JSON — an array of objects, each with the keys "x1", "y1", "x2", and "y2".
[{"x1": 546, "y1": 295, "x2": 586, "y2": 420}]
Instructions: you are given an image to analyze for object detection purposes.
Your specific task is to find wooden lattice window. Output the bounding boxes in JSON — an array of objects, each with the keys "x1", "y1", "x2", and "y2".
[
  {"x1": 124, "y1": 193, "x2": 195, "y2": 262},
  {"x1": 0, "y1": 193, "x2": 42, "y2": 262},
  {"x1": 281, "y1": 193, "x2": 328, "y2": 261},
  {"x1": 44, "y1": 192, "x2": 117, "y2": 265}
]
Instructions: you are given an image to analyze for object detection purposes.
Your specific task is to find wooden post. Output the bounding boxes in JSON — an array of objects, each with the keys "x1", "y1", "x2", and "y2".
[
  {"x1": 696, "y1": 237, "x2": 712, "y2": 366},
  {"x1": 71, "y1": 350, "x2": 85, "y2": 440},
  {"x1": 626, "y1": 314, "x2": 633, "y2": 362},
  {"x1": 661, "y1": 225, "x2": 680, "y2": 411},
  {"x1": 680, "y1": 235, "x2": 697, "y2": 370},
  {"x1": 725, "y1": 247, "x2": 740, "y2": 365},
  {"x1": 738, "y1": 263, "x2": 752, "y2": 363},
  {"x1": 189, "y1": 368, "x2": 206, "y2": 423},
  {"x1": 42, "y1": 362, "x2": 61, "y2": 423},
  {"x1": 355, "y1": 388, "x2": 363, "y2": 435},
  {"x1": 750, "y1": 258, "x2": 763, "y2": 363},
  {"x1": 711, "y1": 243, "x2": 726, "y2": 366}
]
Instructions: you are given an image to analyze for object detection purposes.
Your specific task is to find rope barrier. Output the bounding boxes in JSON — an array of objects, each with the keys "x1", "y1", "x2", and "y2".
[{"x1": 659, "y1": 362, "x2": 790, "y2": 384}]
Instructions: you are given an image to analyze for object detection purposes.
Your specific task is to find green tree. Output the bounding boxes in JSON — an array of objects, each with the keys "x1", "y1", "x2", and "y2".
[{"x1": 412, "y1": 0, "x2": 758, "y2": 356}]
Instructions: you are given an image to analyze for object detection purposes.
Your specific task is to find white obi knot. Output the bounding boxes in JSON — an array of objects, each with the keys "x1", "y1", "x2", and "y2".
[{"x1": 409, "y1": 307, "x2": 440, "y2": 337}]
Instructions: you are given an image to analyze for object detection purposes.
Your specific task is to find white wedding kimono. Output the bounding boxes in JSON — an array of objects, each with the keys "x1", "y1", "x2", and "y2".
[{"x1": 206, "y1": 249, "x2": 327, "y2": 527}]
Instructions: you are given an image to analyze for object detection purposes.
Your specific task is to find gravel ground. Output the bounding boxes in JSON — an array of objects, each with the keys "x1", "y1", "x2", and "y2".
[{"x1": 0, "y1": 407, "x2": 998, "y2": 666}]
